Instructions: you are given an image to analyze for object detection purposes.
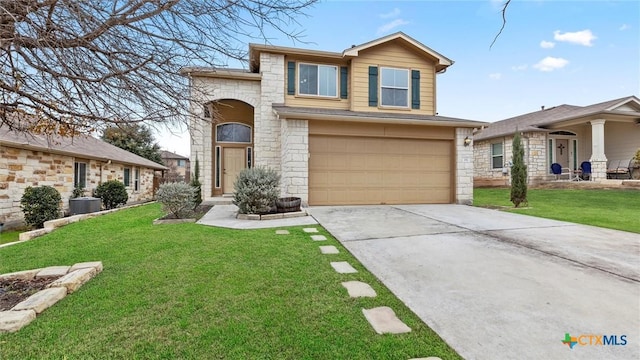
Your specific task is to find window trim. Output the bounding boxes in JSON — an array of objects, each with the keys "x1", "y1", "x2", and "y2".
[
  {"x1": 379, "y1": 66, "x2": 410, "y2": 108},
  {"x1": 73, "y1": 161, "x2": 87, "y2": 188},
  {"x1": 134, "y1": 167, "x2": 140, "y2": 192},
  {"x1": 297, "y1": 62, "x2": 339, "y2": 98},
  {"x1": 123, "y1": 167, "x2": 131, "y2": 187},
  {"x1": 214, "y1": 146, "x2": 221, "y2": 188},
  {"x1": 215, "y1": 122, "x2": 252, "y2": 144},
  {"x1": 491, "y1": 142, "x2": 504, "y2": 170}
]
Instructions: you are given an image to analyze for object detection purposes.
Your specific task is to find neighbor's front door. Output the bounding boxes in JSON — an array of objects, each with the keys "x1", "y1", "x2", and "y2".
[{"x1": 223, "y1": 148, "x2": 245, "y2": 193}]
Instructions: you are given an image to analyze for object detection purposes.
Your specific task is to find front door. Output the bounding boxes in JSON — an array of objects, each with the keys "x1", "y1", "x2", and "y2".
[
  {"x1": 223, "y1": 148, "x2": 245, "y2": 193},
  {"x1": 555, "y1": 139, "x2": 569, "y2": 168}
]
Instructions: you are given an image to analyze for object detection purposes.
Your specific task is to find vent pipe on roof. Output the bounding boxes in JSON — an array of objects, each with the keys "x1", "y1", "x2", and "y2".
[{"x1": 541, "y1": 106, "x2": 545, "y2": 110}]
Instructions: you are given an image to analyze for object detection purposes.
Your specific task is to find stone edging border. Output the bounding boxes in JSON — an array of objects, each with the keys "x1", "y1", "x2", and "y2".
[
  {"x1": 0, "y1": 202, "x2": 152, "y2": 249},
  {"x1": 0, "y1": 261, "x2": 103, "y2": 333},
  {"x1": 236, "y1": 210, "x2": 309, "y2": 221}
]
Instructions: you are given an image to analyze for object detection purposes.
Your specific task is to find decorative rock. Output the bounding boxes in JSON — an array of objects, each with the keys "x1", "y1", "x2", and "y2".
[
  {"x1": 0, "y1": 269, "x2": 42, "y2": 281},
  {"x1": 330, "y1": 261, "x2": 358, "y2": 274},
  {"x1": 275, "y1": 230, "x2": 290, "y2": 235},
  {"x1": 319, "y1": 245, "x2": 339, "y2": 254},
  {"x1": 0, "y1": 310, "x2": 36, "y2": 333},
  {"x1": 342, "y1": 281, "x2": 377, "y2": 298},
  {"x1": 47, "y1": 267, "x2": 96, "y2": 293},
  {"x1": 35, "y1": 266, "x2": 71, "y2": 278},
  {"x1": 311, "y1": 235, "x2": 327, "y2": 241},
  {"x1": 303, "y1": 228, "x2": 319, "y2": 233},
  {"x1": 362, "y1": 307, "x2": 411, "y2": 334},
  {"x1": 69, "y1": 261, "x2": 103, "y2": 273},
  {"x1": 12, "y1": 287, "x2": 67, "y2": 314}
]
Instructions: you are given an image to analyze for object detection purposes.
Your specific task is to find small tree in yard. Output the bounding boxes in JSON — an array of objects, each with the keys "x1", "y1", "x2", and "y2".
[
  {"x1": 20, "y1": 186, "x2": 61, "y2": 228},
  {"x1": 233, "y1": 167, "x2": 280, "y2": 214},
  {"x1": 190, "y1": 155, "x2": 202, "y2": 210},
  {"x1": 510, "y1": 131, "x2": 528, "y2": 207},
  {"x1": 95, "y1": 180, "x2": 128, "y2": 210},
  {"x1": 156, "y1": 182, "x2": 196, "y2": 219}
]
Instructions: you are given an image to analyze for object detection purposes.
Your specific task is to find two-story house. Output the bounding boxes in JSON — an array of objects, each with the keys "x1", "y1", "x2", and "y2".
[
  {"x1": 181, "y1": 32, "x2": 485, "y2": 206},
  {"x1": 160, "y1": 150, "x2": 191, "y2": 183}
]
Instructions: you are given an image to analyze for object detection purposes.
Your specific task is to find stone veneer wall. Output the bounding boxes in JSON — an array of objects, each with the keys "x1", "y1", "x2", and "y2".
[
  {"x1": 255, "y1": 52, "x2": 284, "y2": 170},
  {"x1": 455, "y1": 128, "x2": 474, "y2": 205},
  {"x1": 189, "y1": 76, "x2": 261, "y2": 198},
  {"x1": 280, "y1": 119, "x2": 309, "y2": 203},
  {"x1": 0, "y1": 145, "x2": 156, "y2": 229},
  {"x1": 474, "y1": 132, "x2": 550, "y2": 186}
]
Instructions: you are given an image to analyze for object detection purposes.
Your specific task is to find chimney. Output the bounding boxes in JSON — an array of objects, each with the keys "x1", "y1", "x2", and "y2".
[{"x1": 541, "y1": 105, "x2": 545, "y2": 111}]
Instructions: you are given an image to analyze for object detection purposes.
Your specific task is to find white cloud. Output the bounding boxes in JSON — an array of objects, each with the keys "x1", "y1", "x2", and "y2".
[
  {"x1": 511, "y1": 64, "x2": 528, "y2": 71},
  {"x1": 377, "y1": 19, "x2": 409, "y2": 34},
  {"x1": 619, "y1": 24, "x2": 630, "y2": 31},
  {"x1": 540, "y1": 40, "x2": 555, "y2": 49},
  {"x1": 489, "y1": 73, "x2": 502, "y2": 80},
  {"x1": 533, "y1": 57, "x2": 569, "y2": 72},
  {"x1": 380, "y1": 8, "x2": 401, "y2": 19},
  {"x1": 553, "y1": 29, "x2": 597, "y2": 46}
]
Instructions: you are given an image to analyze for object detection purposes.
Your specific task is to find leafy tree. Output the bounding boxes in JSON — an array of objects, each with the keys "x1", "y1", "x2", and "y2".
[
  {"x1": 0, "y1": 0, "x2": 317, "y2": 134},
  {"x1": 102, "y1": 124, "x2": 163, "y2": 164},
  {"x1": 510, "y1": 131, "x2": 528, "y2": 207}
]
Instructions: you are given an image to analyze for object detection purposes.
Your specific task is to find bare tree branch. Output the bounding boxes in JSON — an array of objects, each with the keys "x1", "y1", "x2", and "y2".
[
  {"x1": 490, "y1": 0, "x2": 511, "y2": 49},
  {"x1": 0, "y1": 0, "x2": 317, "y2": 135}
]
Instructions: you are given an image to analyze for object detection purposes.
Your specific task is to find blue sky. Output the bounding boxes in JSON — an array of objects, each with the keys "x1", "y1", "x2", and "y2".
[{"x1": 157, "y1": 0, "x2": 639, "y2": 156}]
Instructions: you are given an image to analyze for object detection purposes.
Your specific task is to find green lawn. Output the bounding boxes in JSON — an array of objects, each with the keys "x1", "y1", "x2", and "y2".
[
  {"x1": 474, "y1": 188, "x2": 640, "y2": 233},
  {"x1": 0, "y1": 230, "x2": 20, "y2": 245},
  {"x1": 0, "y1": 204, "x2": 460, "y2": 359}
]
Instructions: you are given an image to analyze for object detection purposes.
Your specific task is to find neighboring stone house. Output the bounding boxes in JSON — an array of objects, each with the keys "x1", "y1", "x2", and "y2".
[
  {"x1": 0, "y1": 128, "x2": 167, "y2": 229},
  {"x1": 160, "y1": 150, "x2": 191, "y2": 183},
  {"x1": 181, "y1": 32, "x2": 486, "y2": 206},
  {"x1": 473, "y1": 96, "x2": 640, "y2": 186}
]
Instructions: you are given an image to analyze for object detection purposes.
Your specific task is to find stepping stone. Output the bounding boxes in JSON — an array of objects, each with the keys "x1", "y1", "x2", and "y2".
[
  {"x1": 311, "y1": 235, "x2": 327, "y2": 241},
  {"x1": 319, "y1": 245, "x2": 339, "y2": 254},
  {"x1": 342, "y1": 281, "x2": 377, "y2": 298},
  {"x1": 330, "y1": 261, "x2": 357, "y2": 274},
  {"x1": 12, "y1": 287, "x2": 67, "y2": 314},
  {"x1": 0, "y1": 310, "x2": 36, "y2": 333},
  {"x1": 35, "y1": 266, "x2": 70, "y2": 278},
  {"x1": 362, "y1": 306, "x2": 411, "y2": 334},
  {"x1": 275, "y1": 230, "x2": 290, "y2": 235},
  {"x1": 303, "y1": 228, "x2": 319, "y2": 233}
]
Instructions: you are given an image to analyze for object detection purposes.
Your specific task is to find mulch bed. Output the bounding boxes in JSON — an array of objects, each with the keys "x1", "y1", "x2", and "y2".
[
  {"x1": 0, "y1": 276, "x2": 61, "y2": 311},
  {"x1": 159, "y1": 204, "x2": 213, "y2": 220}
]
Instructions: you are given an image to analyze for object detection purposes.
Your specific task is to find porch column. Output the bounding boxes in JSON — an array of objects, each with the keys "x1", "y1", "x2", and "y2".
[
  {"x1": 589, "y1": 119, "x2": 607, "y2": 180},
  {"x1": 455, "y1": 127, "x2": 473, "y2": 205}
]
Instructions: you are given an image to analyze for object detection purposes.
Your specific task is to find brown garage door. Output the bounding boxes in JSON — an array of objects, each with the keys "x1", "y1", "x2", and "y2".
[{"x1": 309, "y1": 135, "x2": 452, "y2": 205}]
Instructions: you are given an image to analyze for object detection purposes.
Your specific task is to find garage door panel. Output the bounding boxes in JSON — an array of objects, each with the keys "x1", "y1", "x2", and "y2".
[{"x1": 309, "y1": 134, "x2": 452, "y2": 205}]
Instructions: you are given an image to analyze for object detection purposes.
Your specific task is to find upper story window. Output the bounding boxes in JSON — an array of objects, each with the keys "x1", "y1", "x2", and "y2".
[
  {"x1": 216, "y1": 123, "x2": 252, "y2": 143},
  {"x1": 177, "y1": 159, "x2": 186, "y2": 167},
  {"x1": 298, "y1": 63, "x2": 338, "y2": 97},
  {"x1": 74, "y1": 162, "x2": 87, "y2": 188},
  {"x1": 380, "y1": 67, "x2": 409, "y2": 107},
  {"x1": 491, "y1": 143, "x2": 504, "y2": 169}
]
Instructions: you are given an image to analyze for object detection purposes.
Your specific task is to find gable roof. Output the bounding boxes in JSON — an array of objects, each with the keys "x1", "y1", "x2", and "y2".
[
  {"x1": 475, "y1": 96, "x2": 640, "y2": 141},
  {"x1": 161, "y1": 150, "x2": 189, "y2": 160},
  {"x1": 248, "y1": 32, "x2": 453, "y2": 73},
  {"x1": 0, "y1": 128, "x2": 167, "y2": 170}
]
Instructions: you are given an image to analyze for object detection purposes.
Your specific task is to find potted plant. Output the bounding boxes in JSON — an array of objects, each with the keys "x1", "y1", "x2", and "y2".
[{"x1": 275, "y1": 197, "x2": 301, "y2": 213}]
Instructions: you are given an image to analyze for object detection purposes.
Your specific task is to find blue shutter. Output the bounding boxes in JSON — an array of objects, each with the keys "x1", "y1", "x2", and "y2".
[
  {"x1": 368, "y1": 66, "x2": 378, "y2": 107},
  {"x1": 287, "y1": 61, "x2": 295, "y2": 95},
  {"x1": 340, "y1": 66, "x2": 348, "y2": 99},
  {"x1": 411, "y1": 70, "x2": 420, "y2": 109}
]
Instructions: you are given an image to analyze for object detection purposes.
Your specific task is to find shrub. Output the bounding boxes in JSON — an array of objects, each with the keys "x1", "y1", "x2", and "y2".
[
  {"x1": 156, "y1": 182, "x2": 196, "y2": 218},
  {"x1": 71, "y1": 185, "x2": 86, "y2": 198},
  {"x1": 233, "y1": 167, "x2": 280, "y2": 214},
  {"x1": 510, "y1": 131, "x2": 528, "y2": 208},
  {"x1": 20, "y1": 186, "x2": 61, "y2": 228},
  {"x1": 190, "y1": 155, "x2": 202, "y2": 210},
  {"x1": 95, "y1": 180, "x2": 128, "y2": 210}
]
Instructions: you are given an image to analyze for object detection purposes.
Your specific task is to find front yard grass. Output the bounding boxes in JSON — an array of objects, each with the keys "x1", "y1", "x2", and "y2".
[
  {"x1": 0, "y1": 230, "x2": 20, "y2": 245},
  {"x1": 0, "y1": 203, "x2": 460, "y2": 359},
  {"x1": 474, "y1": 188, "x2": 640, "y2": 233}
]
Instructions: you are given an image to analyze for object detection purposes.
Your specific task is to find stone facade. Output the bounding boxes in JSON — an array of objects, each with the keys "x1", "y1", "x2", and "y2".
[
  {"x1": 255, "y1": 52, "x2": 284, "y2": 170},
  {"x1": 455, "y1": 128, "x2": 474, "y2": 204},
  {"x1": 280, "y1": 119, "x2": 309, "y2": 202},
  {"x1": 0, "y1": 145, "x2": 157, "y2": 229}
]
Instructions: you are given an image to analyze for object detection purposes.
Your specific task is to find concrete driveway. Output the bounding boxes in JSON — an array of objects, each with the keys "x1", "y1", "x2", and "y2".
[{"x1": 309, "y1": 205, "x2": 640, "y2": 360}]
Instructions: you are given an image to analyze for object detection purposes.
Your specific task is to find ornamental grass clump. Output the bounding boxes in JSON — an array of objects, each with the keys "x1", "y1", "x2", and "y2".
[
  {"x1": 233, "y1": 167, "x2": 280, "y2": 214},
  {"x1": 156, "y1": 182, "x2": 196, "y2": 219}
]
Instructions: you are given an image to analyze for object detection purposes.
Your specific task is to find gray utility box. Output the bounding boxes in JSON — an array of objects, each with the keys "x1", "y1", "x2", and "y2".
[{"x1": 69, "y1": 197, "x2": 101, "y2": 215}]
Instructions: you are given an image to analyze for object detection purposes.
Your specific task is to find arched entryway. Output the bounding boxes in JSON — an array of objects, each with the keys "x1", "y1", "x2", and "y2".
[{"x1": 209, "y1": 99, "x2": 254, "y2": 196}]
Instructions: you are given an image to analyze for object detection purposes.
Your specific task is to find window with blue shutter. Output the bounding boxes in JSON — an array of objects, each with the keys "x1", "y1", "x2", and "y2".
[
  {"x1": 411, "y1": 70, "x2": 420, "y2": 109},
  {"x1": 287, "y1": 61, "x2": 295, "y2": 95},
  {"x1": 340, "y1": 66, "x2": 348, "y2": 99},
  {"x1": 368, "y1": 66, "x2": 378, "y2": 107}
]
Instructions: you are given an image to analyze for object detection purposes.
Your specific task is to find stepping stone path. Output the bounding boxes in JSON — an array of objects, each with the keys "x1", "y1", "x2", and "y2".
[
  {"x1": 275, "y1": 230, "x2": 290, "y2": 235},
  {"x1": 311, "y1": 235, "x2": 327, "y2": 241},
  {"x1": 330, "y1": 261, "x2": 358, "y2": 274},
  {"x1": 303, "y1": 227, "x2": 319, "y2": 233},
  {"x1": 342, "y1": 281, "x2": 377, "y2": 298},
  {"x1": 319, "y1": 245, "x2": 339, "y2": 254},
  {"x1": 0, "y1": 261, "x2": 102, "y2": 333},
  {"x1": 362, "y1": 306, "x2": 411, "y2": 334}
]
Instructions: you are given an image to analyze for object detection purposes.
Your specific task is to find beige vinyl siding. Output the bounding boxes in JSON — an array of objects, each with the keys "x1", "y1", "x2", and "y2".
[
  {"x1": 284, "y1": 56, "x2": 350, "y2": 110},
  {"x1": 349, "y1": 41, "x2": 436, "y2": 114}
]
